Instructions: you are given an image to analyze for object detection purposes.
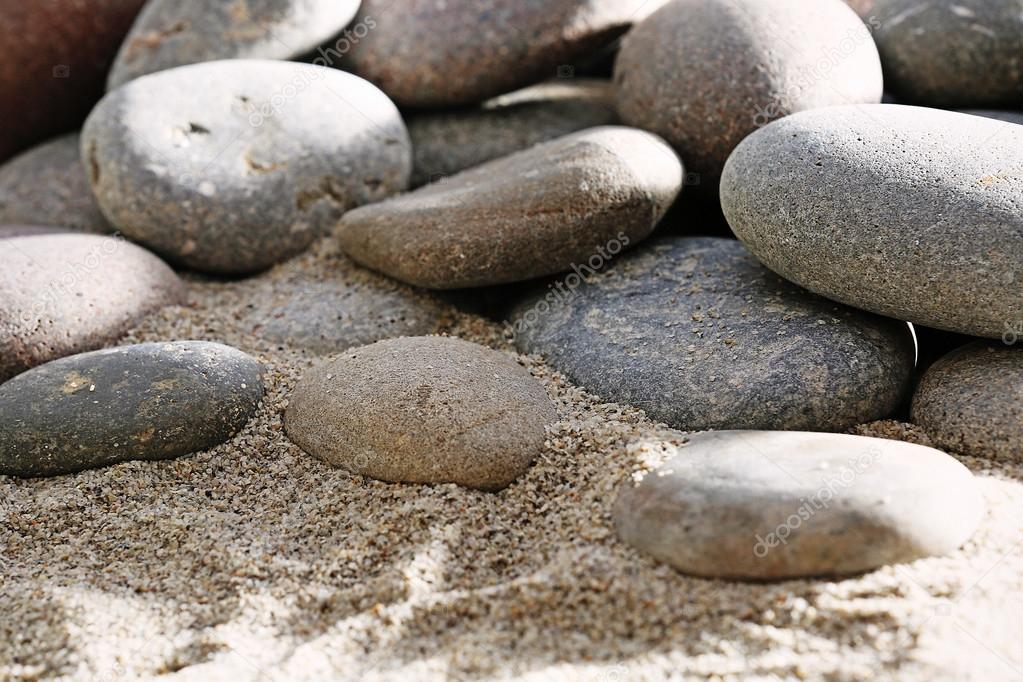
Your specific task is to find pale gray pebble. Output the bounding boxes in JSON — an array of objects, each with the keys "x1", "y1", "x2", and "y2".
[
  {"x1": 83, "y1": 59, "x2": 411, "y2": 275},
  {"x1": 512, "y1": 237, "x2": 914, "y2": 433},
  {"x1": 339, "y1": 126, "x2": 683, "y2": 289},
  {"x1": 614, "y1": 430, "x2": 984, "y2": 580},
  {"x1": 285, "y1": 336, "x2": 557, "y2": 491},
  {"x1": 721, "y1": 104, "x2": 1023, "y2": 339},
  {"x1": 0, "y1": 341, "x2": 264, "y2": 477},
  {"x1": 107, "y1": 0, "x2": 362, "y2": 89}
]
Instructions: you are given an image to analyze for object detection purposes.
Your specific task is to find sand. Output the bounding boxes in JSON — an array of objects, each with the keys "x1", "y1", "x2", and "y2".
[{"x1": 2, "y1": 238, "x2": 1022, "y2": 681}]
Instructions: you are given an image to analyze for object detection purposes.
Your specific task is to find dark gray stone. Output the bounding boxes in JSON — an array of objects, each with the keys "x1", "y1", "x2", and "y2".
[
  {"x1": 511, "y1": 237, "x2": 914, "y2": 432},
  {"x1": 0, "y1": 341, "x2": 264, "y2": 477},
  {"x1": 339, "y1": 126, "x2": 683, "y2": 289},
  {"x1": 83, "y1": 59, "x2": 411, "y2": 275},
  {"x1": 614, "y1": 430, "x2": 984, "y2": 580},
  {"x1": 721, "y1": 104, "x2": 1023, "y2": 340}
]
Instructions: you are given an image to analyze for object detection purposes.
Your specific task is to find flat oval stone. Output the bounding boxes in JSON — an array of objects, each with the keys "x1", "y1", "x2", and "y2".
[
  {"x1": 82, "y1": 59, "x2": 411, "y2": 274},
  {"x1": 912, "y1": 342, "x2": 1023, "y2": 461},
  {"x1": 614, "y1": 0, "x2": 881, "y2": 191},
  {"x1": 107, "y1": 0, "x2": 362, "y2": 89},
  {"x1": 614, "y1": 431, "x2": 984, "y2": 580},
  {"x1": 0, "y1": 134, "x2": 111, "y2": 234},
  {"x1": 0, "y1": 233, "x2": 184, "y2": 382},
  {"x1": 285, "y1": 336, "x2": 557, "y2": 490},
  {"x1": 721, "y1": 104, "x2": 1023, "y2": 339},
  {"x1": 407, "y1": 80, "x2": 619, "y2": 187},
  {"x1": 511, "y1": 237, "x2": 914, "y2": 432},
  {"x1": 339, "y1": 126, "x2": 683, "y2": 289},
  {"x1": 0, "y1": 341, "x2": 263, "y2": 477},
  {"x1": 871, "y1": 0, "x2": 1023, "y2": 106},
  {"x1": 343, "y1": 0, "x2": 664, "y2": 107}
]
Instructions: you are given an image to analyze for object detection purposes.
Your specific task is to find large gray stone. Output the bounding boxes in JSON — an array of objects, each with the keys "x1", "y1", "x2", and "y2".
[
  {"x1": 511, "y1": 237, "x2": 914, "y2": 432},
  {"x1": 721, "y1": 104, "x2": 1023, "y2": 340}
]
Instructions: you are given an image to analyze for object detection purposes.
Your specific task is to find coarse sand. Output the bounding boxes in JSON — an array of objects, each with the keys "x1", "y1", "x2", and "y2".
[{"x1": 2, "y1": 239, "x2": 1022, "y2": 681}]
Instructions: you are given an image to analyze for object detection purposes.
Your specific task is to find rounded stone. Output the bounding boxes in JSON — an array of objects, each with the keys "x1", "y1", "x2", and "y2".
[
  {"x1": 511, "y1": 237, "x2": 914, "y2": 432},
  {"x1": 721, "y1": 104, "x2": 1023, "y2": 340},
  {"x1": 342, "y1": 0, "x2": 665, "y2": 107},
  {"x1": 0, "y1": 233, "x2": 185, "y2": 382},
  {"x1": 613, "y1": 0, "x2": 881, "y2": 192},
  {"x1": 107, "y1": 0, "x2": 362, "y2": 89},
  {"x1": 871, "y1": 0, "x2": 1023, "y2": 107},
  {"x1": 614, "y1": 430, "x2": 984, "y2": 580},
  {"x1": 0, "y1": 134, "x2": 112, "y2": 234},
  {"x1": 339, "y1": 126, "x2": 683, "y2": 289},
  {"x1": 285, "y1": 336, "x2": 558, "y2": 490},
  {"x1": 407, "y1": 80, "x2": 619, "y2": 187},
  {"x1": 0, "y1": 341, "x2": 264, "y2": 477},
  {"x1": 912, "y1": 342, "x2": 1023, "y2": 461},
  {"x1": 82, "y1": 59, "x2": 411, "y2": 274}
]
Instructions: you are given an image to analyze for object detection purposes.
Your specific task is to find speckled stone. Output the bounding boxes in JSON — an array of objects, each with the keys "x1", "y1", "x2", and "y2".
[
  {"x1": 511, "y1": 237, "x2": 914, "y2": 432},
  {"x1": 407, "y1": 80, "x2": 619, "y2": 187},
  {"x1": 721, "y1": 104, "x2": 1023, "y2": 340},
  {"x1": 286, "y1": 336, "x2": 557, "y2": 490},
  {"x1": 107, "y1": 0, "x2": 361, "y2": 89},
  {"x1": 0, "y1": 341, "x2": 263, "y2": 477},
  {"x1": 339, "y1": 126, "x2": 683, "y2": 289},
  {"x1": 82, "y1": 59, "x2": 410, "y2": 274},
  {"x1": 0, "y1": 0, "x2": 145, "y2": 161},
  {"x1": 614, "y1": 0, "x2": 881, "y2": 192},
  {"x1": 343, "y1": 0, "x2": 666, "y2": 107},
  {"x1": 912, "y1": 343, "x2": 1023, "y2": 461},
  {"x1": 0, "y1": 134, "x2": 111, "y2": 234},
  {"x1": 871, "y1": 0, "x2": 1023, "y2": 107},
  {"x1": 614, "y1": 431, "x2": 984, "y2": 580},
  {"x1": 0, "y1": 233, "x2": 184, "y2": 382},
  {"x1": 962, "y1": 110, "x2": 1023, "y2": 126}
]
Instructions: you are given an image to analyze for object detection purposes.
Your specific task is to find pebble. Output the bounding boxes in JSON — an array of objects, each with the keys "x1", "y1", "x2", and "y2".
[
  {"x1": 82, "y1": 59, "x2": 411, "y2": 274},
  {"x1": 0, "y1": 341, "x2": 263, "y2": 477},
  {"x1": 613, "y1": 0, "x2": 881, "y2": 192},
  {"x1": 407, "y1": 80, "x2": 619, "y2": 187},
  {"x1": 871, "y1": 0, "x2": 1023, "y2": 106},
  {"x1": 285, "y1": 336, "x2": 557, "y2": 490},
  {"x1": 106, "y1": 0, "x2": 362, "y2": 89},
  {"x1": 721, "y1": 104, "x2": 1023, "y2": 340},
  {"x1": 0, "y1": 233, "x2": 184, "y2": 382},
  {"x1": 0, "y1": 134, "x2": 112, "y2": 234},
  {"x1": 912, "y1": 342, "x2": 1023, "y2": 461},
  {"x1": 614, "y1": 430, "x2": 984, "y2": 580},
  {"x1": 338, "y1": 126, "x2": 683, "y2": 289},
  {"x1": 343, "y1": 0, "x2": 665, "y2": 106},
  {"x1": 511, "y1": 237, "x2": 914, "y2": 432}
]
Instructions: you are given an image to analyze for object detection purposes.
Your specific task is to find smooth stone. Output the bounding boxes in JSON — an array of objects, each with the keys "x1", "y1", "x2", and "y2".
[
  {"x1": 339, "y1": 126, "x2": 683, "y2": 289},
  {"x1": 511, "y1": 237, "x2": 914, "y2": 432},
  {"x1": 82, "y1": 59, "x2": 411, "y2": 274},
  {"x1": 0, "y1": 0, "x2": 145, "y2": 161},
  {"x1": 0, "y1": 341, "x2": 263, "y2": 477},
  {"x1": 342, "y1": 0, "x2": 666, "y2": 107},
  {"x1": 107, "y1": 0, "x2": 361, "y2": 89},
  {"x1": 285, "y1": 336, "x2": 557, "y2": 490},
  {"x1": 912, "y1": 342, "x2": 1023, "y2": 461},
  {"x1": 871, "y1": 0, "x2": 1023, "y2": 107},
  {"x1": 721, "y1": 104, "x2": 1023, "y2": 340},
  {"x1": 614, "y1": 0, "x2": 881, "y2": 192},
  {"x1": 0, "y1": 134, "x2": 112, "y2": 234},
  {"x1": 407, "y1": 80, "x2": 619, "y2": 187},
  {"x1": 614, "y1": 431, "x2": 984, "y2": 580},
  {"x1": 0, "y1": 233, "x2": 184, "y2": 382},
  {"x1": 961, "y1": 110, "x2": 1023, "y2": 126}
]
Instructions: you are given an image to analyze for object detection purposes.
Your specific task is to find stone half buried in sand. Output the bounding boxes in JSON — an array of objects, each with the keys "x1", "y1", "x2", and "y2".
[
  {"x1": 338, "y1": 126, "x2": 683, "y2": 289},
  {"x1": 511, "y1": 236, "x2": 915, "y2": 433},
  {"x1": 0, "y1": 341, "x2": 264, "y2": 477},
  {"x1": 285, "y1": 336, "x2": 558, "y2": 491},
  {"x1": 614, "y1": 431, "x2": 984, "y2": 581}
]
